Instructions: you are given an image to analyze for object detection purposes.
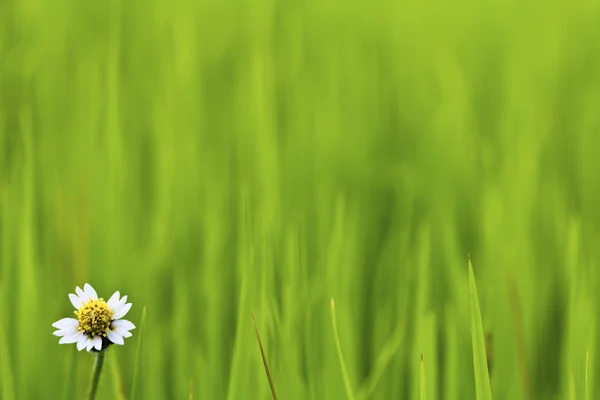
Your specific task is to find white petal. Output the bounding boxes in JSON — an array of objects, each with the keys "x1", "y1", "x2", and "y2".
[
  {"x1": 69, "y1": 294, "x2": 83, "y2": 309},
  {"x1": 54, "y1": 326, "x2": 79, "y2": 337},
  {"x1": 107, "y1": 330, "x2": 124, "y2": 345},
  {"x1": 114, "y1": 329, "x2": 133, "y2": 338},
  {"x1": 84, "y1": 283, "x2": 98, "y2": 299},
  {"x1": 118, "y1": 295, "x2": 128, "y2": 306},
  {"x1": 109, "y1": 300, "x2": 127, "y2": 317},
  {"x1": 76, "y1": 337, "x2": 88, "y2": 351},
  {"x1": 93, "y1": 336, "x2": 102, "y2": 351},
  {"x1": 110, "y1": 303, "x2": 121, "y2": 316},
  {"x1": 112, "y1": 319, "x2": 135, "y2": 331},
  {"x1": 83, "y1": 336, "x2": 93, "y2": 351},
  {"x1": 59, "y1": 331, "x2": 84, "y2": 344},
  {"x1": 86, "y1": 338, "x2": 95, "y2": 352},
  {"x1": 77, "y1": 285, "x2": 93, "y2": 303},
  {"x1": 52, "y1": 318, "x2": 79, "y2": 329},
  {"x1": 107, "y1": 291, "x2": 120, "y2": 309},
  {"x1": 113, "y1": 303, "x2": 132, "y2": 319}
]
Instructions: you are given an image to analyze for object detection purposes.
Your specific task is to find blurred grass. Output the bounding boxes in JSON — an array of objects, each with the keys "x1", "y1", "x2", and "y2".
[
  {"x1": 469, "y1": 258, "x2": 492, "y2": 400},
  {"x1": 1, "y1": 0, "x2": 600, "y2": 398},
  {"x1": 129, "y1": 305, "x2": 146, "y2": 400}
]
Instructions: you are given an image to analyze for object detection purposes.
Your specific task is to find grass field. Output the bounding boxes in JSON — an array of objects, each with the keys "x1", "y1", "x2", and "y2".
[{"x1": 1, "y1": 1, "x2": 600, "y2": 399}]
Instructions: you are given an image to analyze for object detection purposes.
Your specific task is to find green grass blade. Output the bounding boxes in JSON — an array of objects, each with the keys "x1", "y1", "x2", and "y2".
[
  {"x1": 585, "y1": 349, "x2": 590, "y2": 400},
  {"x1": 109, "y1": 352, "x2": 126, "y2": 400},
  {"x1": 468, "y1": 257, "x2": 493, "y2": 400},
  {"x1": 129, "y1": 305, "x2": 147, "y2": 400},
  {"x1": 506, "y1": 270, "x2": 531, "y2": 399},
  {"x1": 330, "y1": 298, "x2": 356, "y2": 400},
  {"x1": 251, "y1": 312, "x2": 278, "y2": 400},
  {"x1": 61, "y1": 349, "x2": 76, "y2": 400},
  {"x1": 0, "y1": 314, "x2": 15, "y2": 400},
  {"x1": 356, "y1": 322, "x2": 404, "y2": 400},
  {"x1": 420, "y1": 354, "x2": 425, "y2": 400},
  {"x1": 569, "y1": 371, "x2": 576, "y2": 400}
]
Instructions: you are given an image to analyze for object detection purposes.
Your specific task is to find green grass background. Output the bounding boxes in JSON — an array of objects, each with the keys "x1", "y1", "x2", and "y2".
[{"x1": 1, "y1": 0, "x2": 600, "y2": 399}]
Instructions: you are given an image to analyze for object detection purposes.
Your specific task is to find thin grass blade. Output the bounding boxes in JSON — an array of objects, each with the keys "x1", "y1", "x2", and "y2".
[
  {"x1": 109, "y1": 352, "x2": 126, "y2": 400},
  {"x1": 330, "y1": 298, "x2": 356, "y2": 400},
  {"x1": 61, "y1": 349, "x2": 76, "y2": 400},
  {"x1": 586, "y1": 349, "x2": 590, "y2": 400},
  {"x1": 469, "y1": 257, "x2": 493, "y2": 400},
  {"x1": 0, "y1": 314, "x2": 15, "y2": 400},
  {"x1": 251, "y1": 312, "x2": 278, "y2": 400},
  {"x1": 356, "y1": 322, "x2": 404, "y2": 400},
  {"x1": 420, "y1": 354, "x2": 425, "y2": 400},
  {"x1": 129, "y1": 305, "x2": 147, "y2": 400}
]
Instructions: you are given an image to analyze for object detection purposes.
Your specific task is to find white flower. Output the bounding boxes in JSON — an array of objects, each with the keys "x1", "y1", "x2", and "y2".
[{"x1": 52, "y1": 283, "x2": 135, "y2": 352}]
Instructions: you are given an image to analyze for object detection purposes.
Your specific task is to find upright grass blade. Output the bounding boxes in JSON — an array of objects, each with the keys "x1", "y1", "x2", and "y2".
[
  {"x1": 109, "y1": 351, "x2": 126, "y2": 400},
  {"x1": 251, "y1": 312, "x2": 278, "y2": 400},
  {"x1": 356, "y1": 322, "x2": 404, "y2": 400},
  {"x1": 420, "y1": 354, "x2": 426, "y2": 400},
  {"x1": 0, "y1": 314, "x2": 15, "y2": 400},
  {"x1": 61, "y1": 348, "x2": 76, "y2": 400},
  {"x1": 506, "y1": 270, "x2": 531, "y2": 400},
  {"x1": 568, "y1": 371, "x2": 576, "y2": 400},
  {"x1": 468, "y1": 257, "x2": 493, "y2": 400},
  {"x1": 330, "y1": 298, "x2": 356, "y2": 400},
  {"x1": 585, "y1": 349, "x2": 590, "y2": 400},
  {"x1": 189, "y1": 378, "x2": 194, "y2": 400},
  {"x1": 129, "y1": 306, "x2": 147, "y2": 400}
]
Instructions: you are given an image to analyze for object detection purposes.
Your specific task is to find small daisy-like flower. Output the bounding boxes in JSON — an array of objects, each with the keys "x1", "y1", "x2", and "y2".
[{"x1": 52, "y1": 283, "x2": 135, "y2": 352}]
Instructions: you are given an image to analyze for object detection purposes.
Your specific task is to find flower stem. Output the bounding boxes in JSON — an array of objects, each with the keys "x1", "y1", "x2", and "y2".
[{"x1": 87, "y1": 351, "x2": 105, "y2": 400}]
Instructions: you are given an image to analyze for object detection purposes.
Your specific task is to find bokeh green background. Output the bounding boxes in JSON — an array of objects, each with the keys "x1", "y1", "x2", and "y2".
[{"x1": 1, "y1": 1, "x2": 600, "y2": 399}]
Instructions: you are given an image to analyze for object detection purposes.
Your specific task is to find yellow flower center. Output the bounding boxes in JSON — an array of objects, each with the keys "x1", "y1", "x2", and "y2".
[{"x1": 75, "y1": 298, "x2": 114, "y2": 337}]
